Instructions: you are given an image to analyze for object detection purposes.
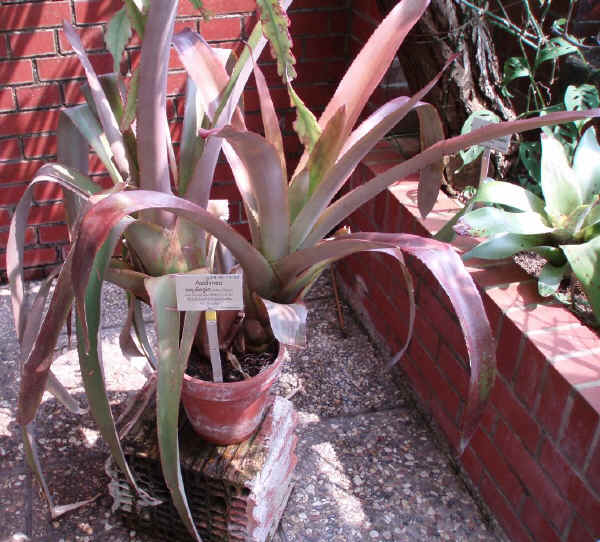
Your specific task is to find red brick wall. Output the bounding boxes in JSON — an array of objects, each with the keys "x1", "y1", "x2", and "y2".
[
  {"x1": 337, "y1": 4, "x2": 600, "y2": 540},
  {"x1": 0, "y1": 0, "x2": 350, "y2": 280},
  {"x1": 336, "y1": 141, "x2": 600, "y2": 542}
]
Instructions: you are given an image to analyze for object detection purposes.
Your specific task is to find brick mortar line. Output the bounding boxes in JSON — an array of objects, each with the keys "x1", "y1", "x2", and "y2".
[
  {"x1": 551, "y1": 346, "x2": 600, "y2": 362},
  {"x1": 576, "y1": 379, "x2": 600, "y2": 390}
]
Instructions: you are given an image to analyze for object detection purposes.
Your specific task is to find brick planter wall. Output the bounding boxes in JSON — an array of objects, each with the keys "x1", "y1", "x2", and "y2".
[
  {"x1": 0, "y1": 0, "x2": 350, "y2": 280},
  {"x1": 336, "y1": 5, "x2": 600, "y2": 539},
  {"x1": 335, "y1": 142, "x2": 600, "y2": 542}
]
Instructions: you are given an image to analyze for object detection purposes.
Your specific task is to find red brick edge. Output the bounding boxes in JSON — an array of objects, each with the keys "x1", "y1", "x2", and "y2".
[{"x1": 336, "y1": 141, "x2": 600, "y2": 542}]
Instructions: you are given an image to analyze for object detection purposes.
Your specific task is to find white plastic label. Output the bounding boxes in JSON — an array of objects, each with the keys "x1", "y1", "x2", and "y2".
[
  {"x1": 471, "y1": 117, "x2": 511, "y2": 154},
  {"x1": 175, "y1": 274, "x2": 243, "y2": 311}
]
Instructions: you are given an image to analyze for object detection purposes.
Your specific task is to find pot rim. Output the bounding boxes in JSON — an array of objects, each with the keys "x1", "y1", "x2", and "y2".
[{"x1": 182, "y1": 341, "x2": 286, "y2": 392}]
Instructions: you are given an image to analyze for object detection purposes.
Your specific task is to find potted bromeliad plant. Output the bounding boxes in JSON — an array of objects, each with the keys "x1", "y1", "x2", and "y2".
[{"x1": 7, "y1": 0, "x2": 599, "y2": 538}]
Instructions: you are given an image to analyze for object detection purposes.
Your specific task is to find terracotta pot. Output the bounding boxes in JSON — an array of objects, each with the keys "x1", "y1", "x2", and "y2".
[{"x1": 181, "y1": 344, "x2": 287, "y2": 445}]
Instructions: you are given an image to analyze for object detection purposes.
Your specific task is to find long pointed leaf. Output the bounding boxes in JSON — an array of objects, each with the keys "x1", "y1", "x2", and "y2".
[
  {"x1": 172, "y1": 30, "x2": 230, "y2": 122},
  {"x1": 292, "y1": 0, "x2": 430, "y2": 177},
  {"x1": 132, "y1": 297, "x2": 158, "y2": 369},
  {"x1": 207, "y1": 127, "x2": 289, "y2": 262},
  {"x1": 76, "y1": 222, "x2": 147, "y2": 494},
  {"x1": 320, "y1": 232, "x2": 494, "y2": 452},
  {"x1": 120, "y1": 292, "x2": 154, "y2": 377},
  {"x1": 173, "y1": 30, "x2": 245, "y2": 208},
  {"x1": 213, "y1": 0, "x2": 293, "y2": 125},
  {"x1": 136, "y1": 0, "x2": 177, "y2": 204},
  {"x1": 71, "y1": 190, "x2": 277, "y2": 341},
  {"x1": 290, "y1": 58, "x2": 454, "y2": 249},
  {"x1": 7, "y1": 164, "x2": 100, "y2": 347},
  {"x1": 106, "y1": 7, "x2": 132, "y2": 72},
  {"x1": 61, "y1": 105, "x2": 124, "y2": 185},
  {"x1": 415, "y1": 102, "x2": 446, "y2": 216},
  {"x1": 253, "y1": 60, "x2": 286, "y2": 180},
  {"x1": 179, "y1": 78, "x2": 205, "y2": 195},
  {"x1": 471, "y1": 179, "x2": 547, "y2": 214},
  {"x1": 275, "y1": 234, "x2": 417, "y2": 361},
  {"x1": 145, "y1": 275, "x2": 203, "y2": 542},
  {"x1": 305, "y1": 108, "x2": 600, "y2": 247},
  {"x1": 22, "y1": 424, "x2": 99, "y2": 520},
  {"x1": 63, "y1": 21, "x2": 130, "y2": 179},
  {"x1": 319, "y1": 0, "x2": 429, "y2": 136},
  {"x1": 17, "y1": 268, "x2": 87, "y2": 416}
]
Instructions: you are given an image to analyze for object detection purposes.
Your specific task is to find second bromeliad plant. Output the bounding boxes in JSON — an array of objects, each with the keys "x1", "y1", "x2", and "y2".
[{"x1": 7, "y1": 0, "x2": 599, "y2": 539}]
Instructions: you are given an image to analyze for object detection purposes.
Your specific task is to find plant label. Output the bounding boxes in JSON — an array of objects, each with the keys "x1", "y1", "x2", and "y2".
[
  {"x1": 471, "y1": 117, "x2": 511, "y2": 154},
  {"x1": 175, "y1": 274, "x2": 243, "y2": 311}
]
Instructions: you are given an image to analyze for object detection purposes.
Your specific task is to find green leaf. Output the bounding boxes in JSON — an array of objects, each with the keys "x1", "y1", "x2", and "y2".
[
  {"x1": 307, "y1": 105, "x2": 346, "y2": 196},
  {"x1": 459, "y1": 110, "x2": 500, "y2": 168},
  {"x1": 503, "y1": 57, "x2": 530, "y2": 86},
  {"x1": 530, "y1": 245, "x2": 567, "y2": 266},
  {"x1": 562, "y1": 236, "x2": 600, "y2": 323},
  {"x1": 179, "y1": 78, "x2": 205, "y2": 195},
  {"x1": 256, "y1": 0, "x2": 296, "y2": 82},
  {"x1": 456, "y1": 207, "x2": 551, "y2": 237},
  {"x1": 583, "y1": 199, "x2": 600, "y2": 230},
  {"x1": 538, "y1": 262, "x2": 569, "y2": 297},
  {"x1": 124, "y1": 0, "x2": 146, "y2": 37},
  {"x1": 189, "y1": 0, "x2": 210, "y2": 19},
  {"x1": 61, "y1": 105, "x2": 124, "y2": 185},
  {"x1": 105, "y1": 7, "x2": 132, "y2": 73},
  {"x1": 145, "y1": 275, "x2": 203, "y2": 542},
  {"x1": 536, "y1": 37, "x2": 577, "y2": 66},
  {"x1": 463, "y1": 233, "x2": 553, "y2": 260},
  {"x1": 565, "y1": 84, "x2": 600, "y2": 112},
  {"x1": 573, "y1": 127, "x2": 600, "y2": 203},
  {"x1": 541, "y1": 134, "x2": 582, "y2": 221},
  {"x1": 63, "y1": 21, "x2": 130, "y2": 179},
  {"x1": 76, "y1": 225, "x2": 147, "y2": 496},
  {"x1": 518, "y1": 141, "x2": 541, "y2": 185},
  {"x1": 288, "y1": 84, "x2": 321, "y2": 153},
  {"x1": 473, "y1": 179, "x2": 546, "y2": 214},
  {"x1": 120, "y1": 69, "x2": 139, "y2": 132}
]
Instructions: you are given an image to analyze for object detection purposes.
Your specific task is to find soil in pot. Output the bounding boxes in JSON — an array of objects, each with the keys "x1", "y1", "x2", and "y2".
[{"x1": 185, "y1": 341, "x2": 278, "y2": 382}]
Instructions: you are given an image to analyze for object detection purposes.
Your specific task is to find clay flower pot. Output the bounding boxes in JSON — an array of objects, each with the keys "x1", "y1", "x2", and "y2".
[{"x1": 181, "y1": 344, "x2": 287, "y2": 445}]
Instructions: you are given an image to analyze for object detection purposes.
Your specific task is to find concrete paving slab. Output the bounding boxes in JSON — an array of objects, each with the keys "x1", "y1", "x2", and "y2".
[
  {"x1": 0, "y1": 273, "x2": 504, "y2": 541},
  {"x1": 280, "y1": 410, "x2": 497, "y2": 541}
]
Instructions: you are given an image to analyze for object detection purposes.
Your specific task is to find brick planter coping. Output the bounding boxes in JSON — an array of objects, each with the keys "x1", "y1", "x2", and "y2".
[{"x1": 336, "y1": 141, "x2": 600, "y2": 542}]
